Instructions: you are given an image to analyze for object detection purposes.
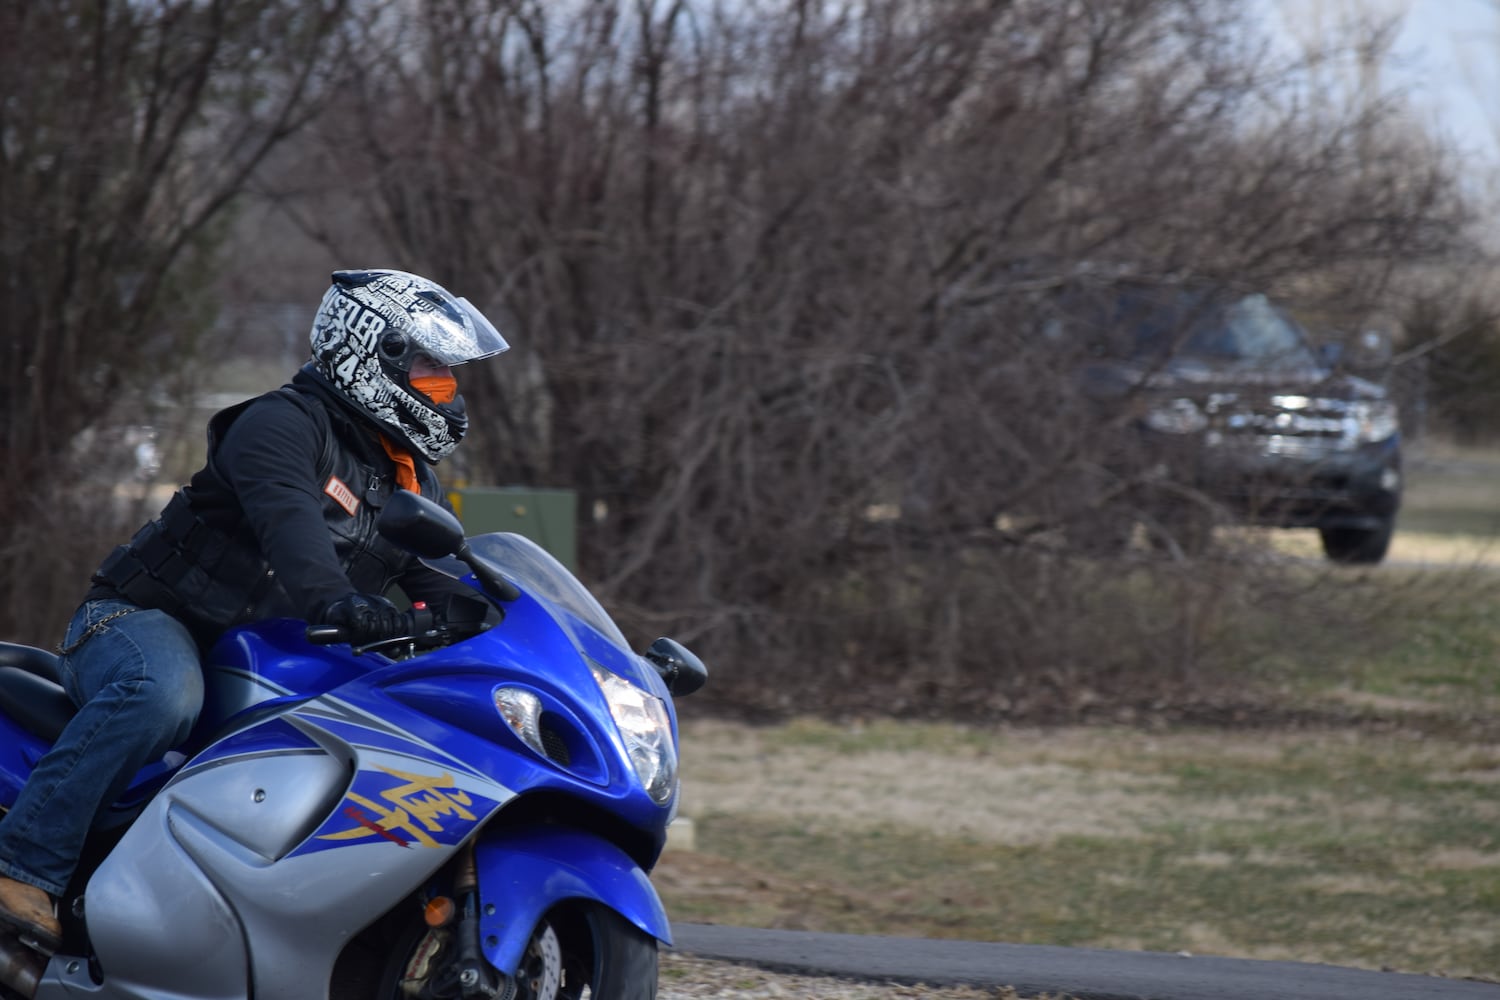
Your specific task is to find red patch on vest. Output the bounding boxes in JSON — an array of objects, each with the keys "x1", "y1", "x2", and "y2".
[{"x1": 324, "y1": 475, "x2": 360, "y2": 516}]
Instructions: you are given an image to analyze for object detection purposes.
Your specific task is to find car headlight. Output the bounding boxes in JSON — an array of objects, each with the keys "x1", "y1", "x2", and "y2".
[
  {"x1": 590, "y1": 662, "x2": 678, "y2": 805},
  {"x1": 1143, "y1": 398, "x2": 1207, "y2": 434},
  {"x1": 1349, "y1": 400, "x2": 1399, "y2": 444}
]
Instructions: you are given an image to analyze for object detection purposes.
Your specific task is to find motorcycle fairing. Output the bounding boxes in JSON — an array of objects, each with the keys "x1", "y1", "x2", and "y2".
[
  {"x1": 474, "y1": 824, "x2": 672, "y2": 973},
  {"x1": 205, "y1": 694, "x2": 514, "y2": 860},
  {"x1": 297, "y1": 746, "x2": 505, "y2": 855},
  {"x1": 200, "y1": 618, "x2": 375, "y2": 732},
  {"x1": 180, "y1": 715, "x2": 322, "y2": 770},
  {"x1": 69, "y1": 692, "x2": 516, "y2": 1000},
  {"x1": 0, "y1": 720, "x2": 49, "y2": 811}
]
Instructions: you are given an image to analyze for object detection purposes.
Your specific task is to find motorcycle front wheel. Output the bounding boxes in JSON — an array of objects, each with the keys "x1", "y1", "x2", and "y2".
[{"x1": 334, "y1": 899, "x2": 659, "y2": 1000}]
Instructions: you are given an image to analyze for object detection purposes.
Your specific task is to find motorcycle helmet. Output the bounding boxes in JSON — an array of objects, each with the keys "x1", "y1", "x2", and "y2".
[{"x1": 308, "y1": 269, "x2": 509, "y2": 461}]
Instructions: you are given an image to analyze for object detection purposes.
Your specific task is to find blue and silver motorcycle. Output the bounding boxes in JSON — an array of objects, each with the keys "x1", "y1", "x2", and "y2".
[{"x1": 0, "y1": 490, "x2": 706, "y2": 1000}]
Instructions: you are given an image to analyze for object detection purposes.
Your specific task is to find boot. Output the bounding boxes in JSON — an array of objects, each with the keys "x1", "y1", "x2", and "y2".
[{"x1": 0, "y1": 877, "x2": 60, "y2": 953}]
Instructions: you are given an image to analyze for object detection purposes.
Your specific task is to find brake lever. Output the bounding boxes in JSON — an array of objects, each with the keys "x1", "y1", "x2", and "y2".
[{"x1": 350, "y1": 634, "x2": 422, "y2": 656}]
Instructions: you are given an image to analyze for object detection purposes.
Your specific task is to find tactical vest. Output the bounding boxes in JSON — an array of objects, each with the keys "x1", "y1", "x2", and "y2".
[{"x1": 93, "y1": 388, "x2": 436, "y2": 642}]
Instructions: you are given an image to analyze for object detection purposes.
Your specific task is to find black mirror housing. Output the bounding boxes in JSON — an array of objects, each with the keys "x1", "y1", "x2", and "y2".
[
  {"x1": 644, "y1": 637, "x2": 708, "y2": 697},
  {"x1": 378, "y1": 491, "x2": 521, "y2": 601},
  {"x1": 378, "y1": 490, "x2": 467, "y2": 558}
]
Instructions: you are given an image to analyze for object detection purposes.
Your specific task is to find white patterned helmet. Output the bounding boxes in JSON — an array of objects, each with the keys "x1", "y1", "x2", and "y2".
[{"x1": 309, "y1": 269, "x2": 509, "y2": 461}]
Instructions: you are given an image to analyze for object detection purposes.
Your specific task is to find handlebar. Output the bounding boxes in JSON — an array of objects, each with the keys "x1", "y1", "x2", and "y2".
[{"x1": 305, "y1": 605, "x2": 439, "y2": 651}]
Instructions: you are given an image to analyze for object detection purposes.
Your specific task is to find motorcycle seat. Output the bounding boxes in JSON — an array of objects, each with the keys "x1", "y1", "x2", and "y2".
[
  {"x1": 0, "y1": 642, "x2": 75, "y2": 742},
  {"x1": 0, "y1": 642, "x2": 60, "y2": 683}
]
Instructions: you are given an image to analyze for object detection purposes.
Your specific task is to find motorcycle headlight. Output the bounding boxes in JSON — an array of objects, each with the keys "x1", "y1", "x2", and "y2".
[
  {"x1": 1143, "y1": 398, "x2": 1207, "y2": 434},
  {"x1": 1349, "y1": 400, "x2": 1399, "y2": 444},
  {"x1": 590, "y1": 662, "x2": 678, "y2": 805}
]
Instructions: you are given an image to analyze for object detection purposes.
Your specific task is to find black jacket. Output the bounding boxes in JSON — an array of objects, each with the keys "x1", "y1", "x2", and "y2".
[{"x1": 91, "y1": 368, "x2": 467, "y2": 647}]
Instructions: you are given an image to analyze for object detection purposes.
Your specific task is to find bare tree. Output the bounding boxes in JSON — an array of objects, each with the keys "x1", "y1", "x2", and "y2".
[
  {"x1": 0, "y1": 1, "x2": 352, "y2": 644},
  {"x1": 257, "y1": 0, "x2": 1476, "y2": 718}
]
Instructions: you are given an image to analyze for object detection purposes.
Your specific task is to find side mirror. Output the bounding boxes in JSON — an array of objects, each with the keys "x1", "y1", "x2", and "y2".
[
  {"x1": 378, "y1": 491, "x2": 520, "y2": 602},
  {"x1": 644, "y1": 637, "x2": 708, "y2": 697},
  {"x1": 378, "y1": 490, "x2": 467, "y2": 558},
  {"x1": 1352, "y1": 329, "x2": 1393, "y2": 369}
]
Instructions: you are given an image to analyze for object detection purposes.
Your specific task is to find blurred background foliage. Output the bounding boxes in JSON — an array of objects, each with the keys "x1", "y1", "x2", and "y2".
[{"x1": 3, "y1": 0, "x2": 1499, "y2": 721}]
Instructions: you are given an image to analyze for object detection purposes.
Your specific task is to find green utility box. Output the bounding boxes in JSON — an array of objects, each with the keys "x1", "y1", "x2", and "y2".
[{"x1": 448, "y1": 487, "x2": 578, "y2": 571}]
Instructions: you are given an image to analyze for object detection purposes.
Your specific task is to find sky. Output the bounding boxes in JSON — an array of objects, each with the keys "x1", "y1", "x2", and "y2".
[
  {"x1": 1271, "y1": 0, "x2": 1500, "y2": 166},
  {"x1": 1381, "y1": 0, "x2": 1500, "y2": 162}
]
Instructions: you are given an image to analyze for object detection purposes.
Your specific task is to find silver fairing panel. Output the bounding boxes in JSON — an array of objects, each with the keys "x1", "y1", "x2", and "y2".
[{"x1": 38, "y1": 707, "x2": 514, "y2": 1000}]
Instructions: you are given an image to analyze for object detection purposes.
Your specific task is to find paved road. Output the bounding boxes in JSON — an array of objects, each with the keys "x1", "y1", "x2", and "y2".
[{"x1": 670, "y1": 924, "x2": 1500, "y2": 1000}]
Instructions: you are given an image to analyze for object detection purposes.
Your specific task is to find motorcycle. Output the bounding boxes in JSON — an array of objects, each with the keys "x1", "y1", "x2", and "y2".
[{"x1": 0, "y1": 490, "x2": 706, "y2": 1000}]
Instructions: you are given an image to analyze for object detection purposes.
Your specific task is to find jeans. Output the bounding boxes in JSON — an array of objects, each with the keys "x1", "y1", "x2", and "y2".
[{"x1": 0, "y1": 598, "x2": 203, "y2": 897}]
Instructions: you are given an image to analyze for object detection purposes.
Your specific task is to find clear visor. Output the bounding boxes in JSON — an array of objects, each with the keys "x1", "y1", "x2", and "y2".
[{"x1": 405, "y1": 297, "x2": 511, "y2": 367}]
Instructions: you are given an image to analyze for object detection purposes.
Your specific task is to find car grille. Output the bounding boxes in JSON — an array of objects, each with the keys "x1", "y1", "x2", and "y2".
[{"x1": 1205, "y1": 394, "x2": 1350, "y2": 454}]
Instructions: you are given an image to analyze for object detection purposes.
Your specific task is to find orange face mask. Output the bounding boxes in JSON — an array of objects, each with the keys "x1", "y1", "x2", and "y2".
[{"x1": 410, "y1": 375, "x2": 458, "y2": 404}]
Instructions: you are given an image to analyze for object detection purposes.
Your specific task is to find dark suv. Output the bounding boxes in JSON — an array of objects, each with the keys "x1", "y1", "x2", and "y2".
[{"x1": 1066, "y1": 287, "x2": 1402, "y2": 564}]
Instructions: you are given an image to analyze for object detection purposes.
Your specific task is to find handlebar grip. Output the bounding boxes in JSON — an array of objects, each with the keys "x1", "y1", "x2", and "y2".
[
  {"x1": 306, "y1": 624, "x2": 349, "y2": 644},
  {"x1": 305, "y1": 607, "x2": 436, "y2": 647}
]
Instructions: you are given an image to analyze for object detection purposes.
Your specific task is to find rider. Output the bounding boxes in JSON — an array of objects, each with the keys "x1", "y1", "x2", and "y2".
[{"x1": 0, "y1": 269, "x2": 509, "y2": 952}]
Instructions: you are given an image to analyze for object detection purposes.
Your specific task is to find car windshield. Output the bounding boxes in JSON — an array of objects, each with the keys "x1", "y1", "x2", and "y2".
[
  {"x1": 1179, "y1": 294, "x2": 1317, "y2": 366},
  {"x1": 1122, "y1": 292, "x2": 1318, "y2": 369}
]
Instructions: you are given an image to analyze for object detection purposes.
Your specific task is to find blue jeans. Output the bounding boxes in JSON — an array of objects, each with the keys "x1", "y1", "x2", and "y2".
[{"x1": 0, "y1": 599, "x2": 203, "y2": 897}]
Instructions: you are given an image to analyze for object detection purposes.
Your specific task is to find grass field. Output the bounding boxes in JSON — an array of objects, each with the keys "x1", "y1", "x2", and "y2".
[
  {"x1": 658, "y1": 719, "x2": 1500, "y2": 978},
  {"x1": 1400, "y1": 443, "x2": 1500, "y2": 540},
  {"x1": 653, "y1": 439, "x2": 1500, "y2": 983}
]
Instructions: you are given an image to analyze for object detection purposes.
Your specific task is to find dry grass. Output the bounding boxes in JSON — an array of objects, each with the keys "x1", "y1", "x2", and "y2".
[
  {"x1": 660, "y1": 953, "x2": 1042, "y2": 999},
  {"x1": 658, "y1": 717, "x2": 1500, "y2": 979}
]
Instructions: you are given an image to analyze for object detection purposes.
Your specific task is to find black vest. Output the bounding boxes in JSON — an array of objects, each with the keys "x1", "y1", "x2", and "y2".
[{"x1": 92, "y1": 388, "x2": 439, "y2": 643}]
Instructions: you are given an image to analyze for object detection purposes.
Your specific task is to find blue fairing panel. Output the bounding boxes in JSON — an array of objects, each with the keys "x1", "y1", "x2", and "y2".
[
  {"x1": 0, "y1": 721, "x2": 50, "y2": 811},
  {"x1": 475, "y1": 826, "x2": 670, "y2": 973}
]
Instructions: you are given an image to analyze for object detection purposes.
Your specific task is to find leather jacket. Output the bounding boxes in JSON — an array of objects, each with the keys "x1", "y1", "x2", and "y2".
[{"x1": 90, "y1": 368, "x2": 466, "y2": 646}]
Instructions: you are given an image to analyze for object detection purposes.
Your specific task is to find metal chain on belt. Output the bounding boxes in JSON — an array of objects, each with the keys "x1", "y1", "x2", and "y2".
[{"x1": 58, "y1": 607, "x2": 138, "y2": 656}]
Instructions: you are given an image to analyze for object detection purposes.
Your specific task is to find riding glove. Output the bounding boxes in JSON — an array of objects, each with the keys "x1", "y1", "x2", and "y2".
[{"x1": 320, "y1": 593, "x2": 407, "y2": 644}]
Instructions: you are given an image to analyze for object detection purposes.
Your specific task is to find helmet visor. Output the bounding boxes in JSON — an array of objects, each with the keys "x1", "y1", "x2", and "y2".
[{"x1": 406, "y1": 296, "x2": 511, "y2": 367}]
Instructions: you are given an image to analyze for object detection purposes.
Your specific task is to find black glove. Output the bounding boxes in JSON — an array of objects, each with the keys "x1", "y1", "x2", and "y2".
[{"x1": 320, "y1": 593, "x2": 407, "y2": 645}]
